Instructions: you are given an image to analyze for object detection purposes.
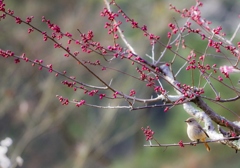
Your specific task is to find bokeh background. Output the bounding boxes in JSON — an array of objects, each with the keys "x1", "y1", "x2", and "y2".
[{"x1": 0, "y1": 0, "x2": 240, "y2": 168}]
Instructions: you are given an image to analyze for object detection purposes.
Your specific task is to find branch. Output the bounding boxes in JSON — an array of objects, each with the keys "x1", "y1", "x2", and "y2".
[
  {"x1": 103, "y1": 0, "x2": 137, "y2": 55},
  {"x1": 193, "y1": 96, "x2": 240, "y2": 135},
  {"x1": 144, "y1": 136, "x2": 240, "y2": 151},
  {"x1": 201, "y1": 95, "x2": 240, "y2": 103}
]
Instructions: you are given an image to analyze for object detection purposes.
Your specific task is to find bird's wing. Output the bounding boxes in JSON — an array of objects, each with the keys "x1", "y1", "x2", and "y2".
[{"x1": 198, "y1": 125, "x2": 209, "y2": 138}]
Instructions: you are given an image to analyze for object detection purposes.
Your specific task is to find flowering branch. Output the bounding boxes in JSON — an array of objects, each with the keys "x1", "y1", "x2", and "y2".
[
  {"x1": 144, "y1": 136, "x2": 240, "y2": 150},
  {"x1": 142, "y1": 126, "x2": 240, "y2": 152},
  {"x1": 1, "y1": 0, "x2": 240, "y2": 155}
]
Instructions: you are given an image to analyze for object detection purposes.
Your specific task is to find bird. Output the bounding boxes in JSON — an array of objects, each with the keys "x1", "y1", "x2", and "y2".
[{"x1": 185, "y1": 117, "x2": 210, "y2": 151}]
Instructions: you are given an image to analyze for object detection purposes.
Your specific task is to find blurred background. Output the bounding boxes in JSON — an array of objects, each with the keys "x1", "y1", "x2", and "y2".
[{"x1": 0, "y1": 0, "x2": 240, "y2": 168}]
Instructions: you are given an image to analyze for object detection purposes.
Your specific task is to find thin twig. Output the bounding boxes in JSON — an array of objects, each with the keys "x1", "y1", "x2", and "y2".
[
  {"x1": 230, "y1": 22, "x2": 240, "y2": 42},
  {"x1": 144, "y1": 136, "x2": 240, "y2": 147}
]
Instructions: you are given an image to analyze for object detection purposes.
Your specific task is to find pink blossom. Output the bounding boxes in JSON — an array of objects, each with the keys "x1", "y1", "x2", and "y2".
[{"x1": 219, "y1": 65, "x2": 240, "y2": 74}]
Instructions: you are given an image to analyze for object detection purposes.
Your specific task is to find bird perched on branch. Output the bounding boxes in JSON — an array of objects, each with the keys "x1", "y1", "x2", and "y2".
[{"x1": 185, "y1": 117, "x2": 210, "y2": 151}]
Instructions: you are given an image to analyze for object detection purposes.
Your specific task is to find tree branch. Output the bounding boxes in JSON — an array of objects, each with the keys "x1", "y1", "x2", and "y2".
[
  {"x1": 193, "y1": 96, "x2": 240, "y2": 135},
  {"x1": 144, "y1": 136, "x2": 240, "y2": 152}
]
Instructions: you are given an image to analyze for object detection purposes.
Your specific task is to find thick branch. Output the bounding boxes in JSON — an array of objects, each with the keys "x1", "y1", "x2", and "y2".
[{"x1": 193, "y1": 96, "x2": 240, "y2": 135}]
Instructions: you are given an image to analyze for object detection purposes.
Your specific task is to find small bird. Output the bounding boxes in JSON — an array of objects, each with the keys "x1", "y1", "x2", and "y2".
[{"x1": 185, "y1": 117, "x2": 210, "y2": 151}]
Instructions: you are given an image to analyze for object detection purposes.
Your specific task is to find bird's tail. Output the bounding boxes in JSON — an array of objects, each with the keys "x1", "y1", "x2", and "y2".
[{"x1": 204, "y1": 142, "x2": 210, "y2": 152}]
